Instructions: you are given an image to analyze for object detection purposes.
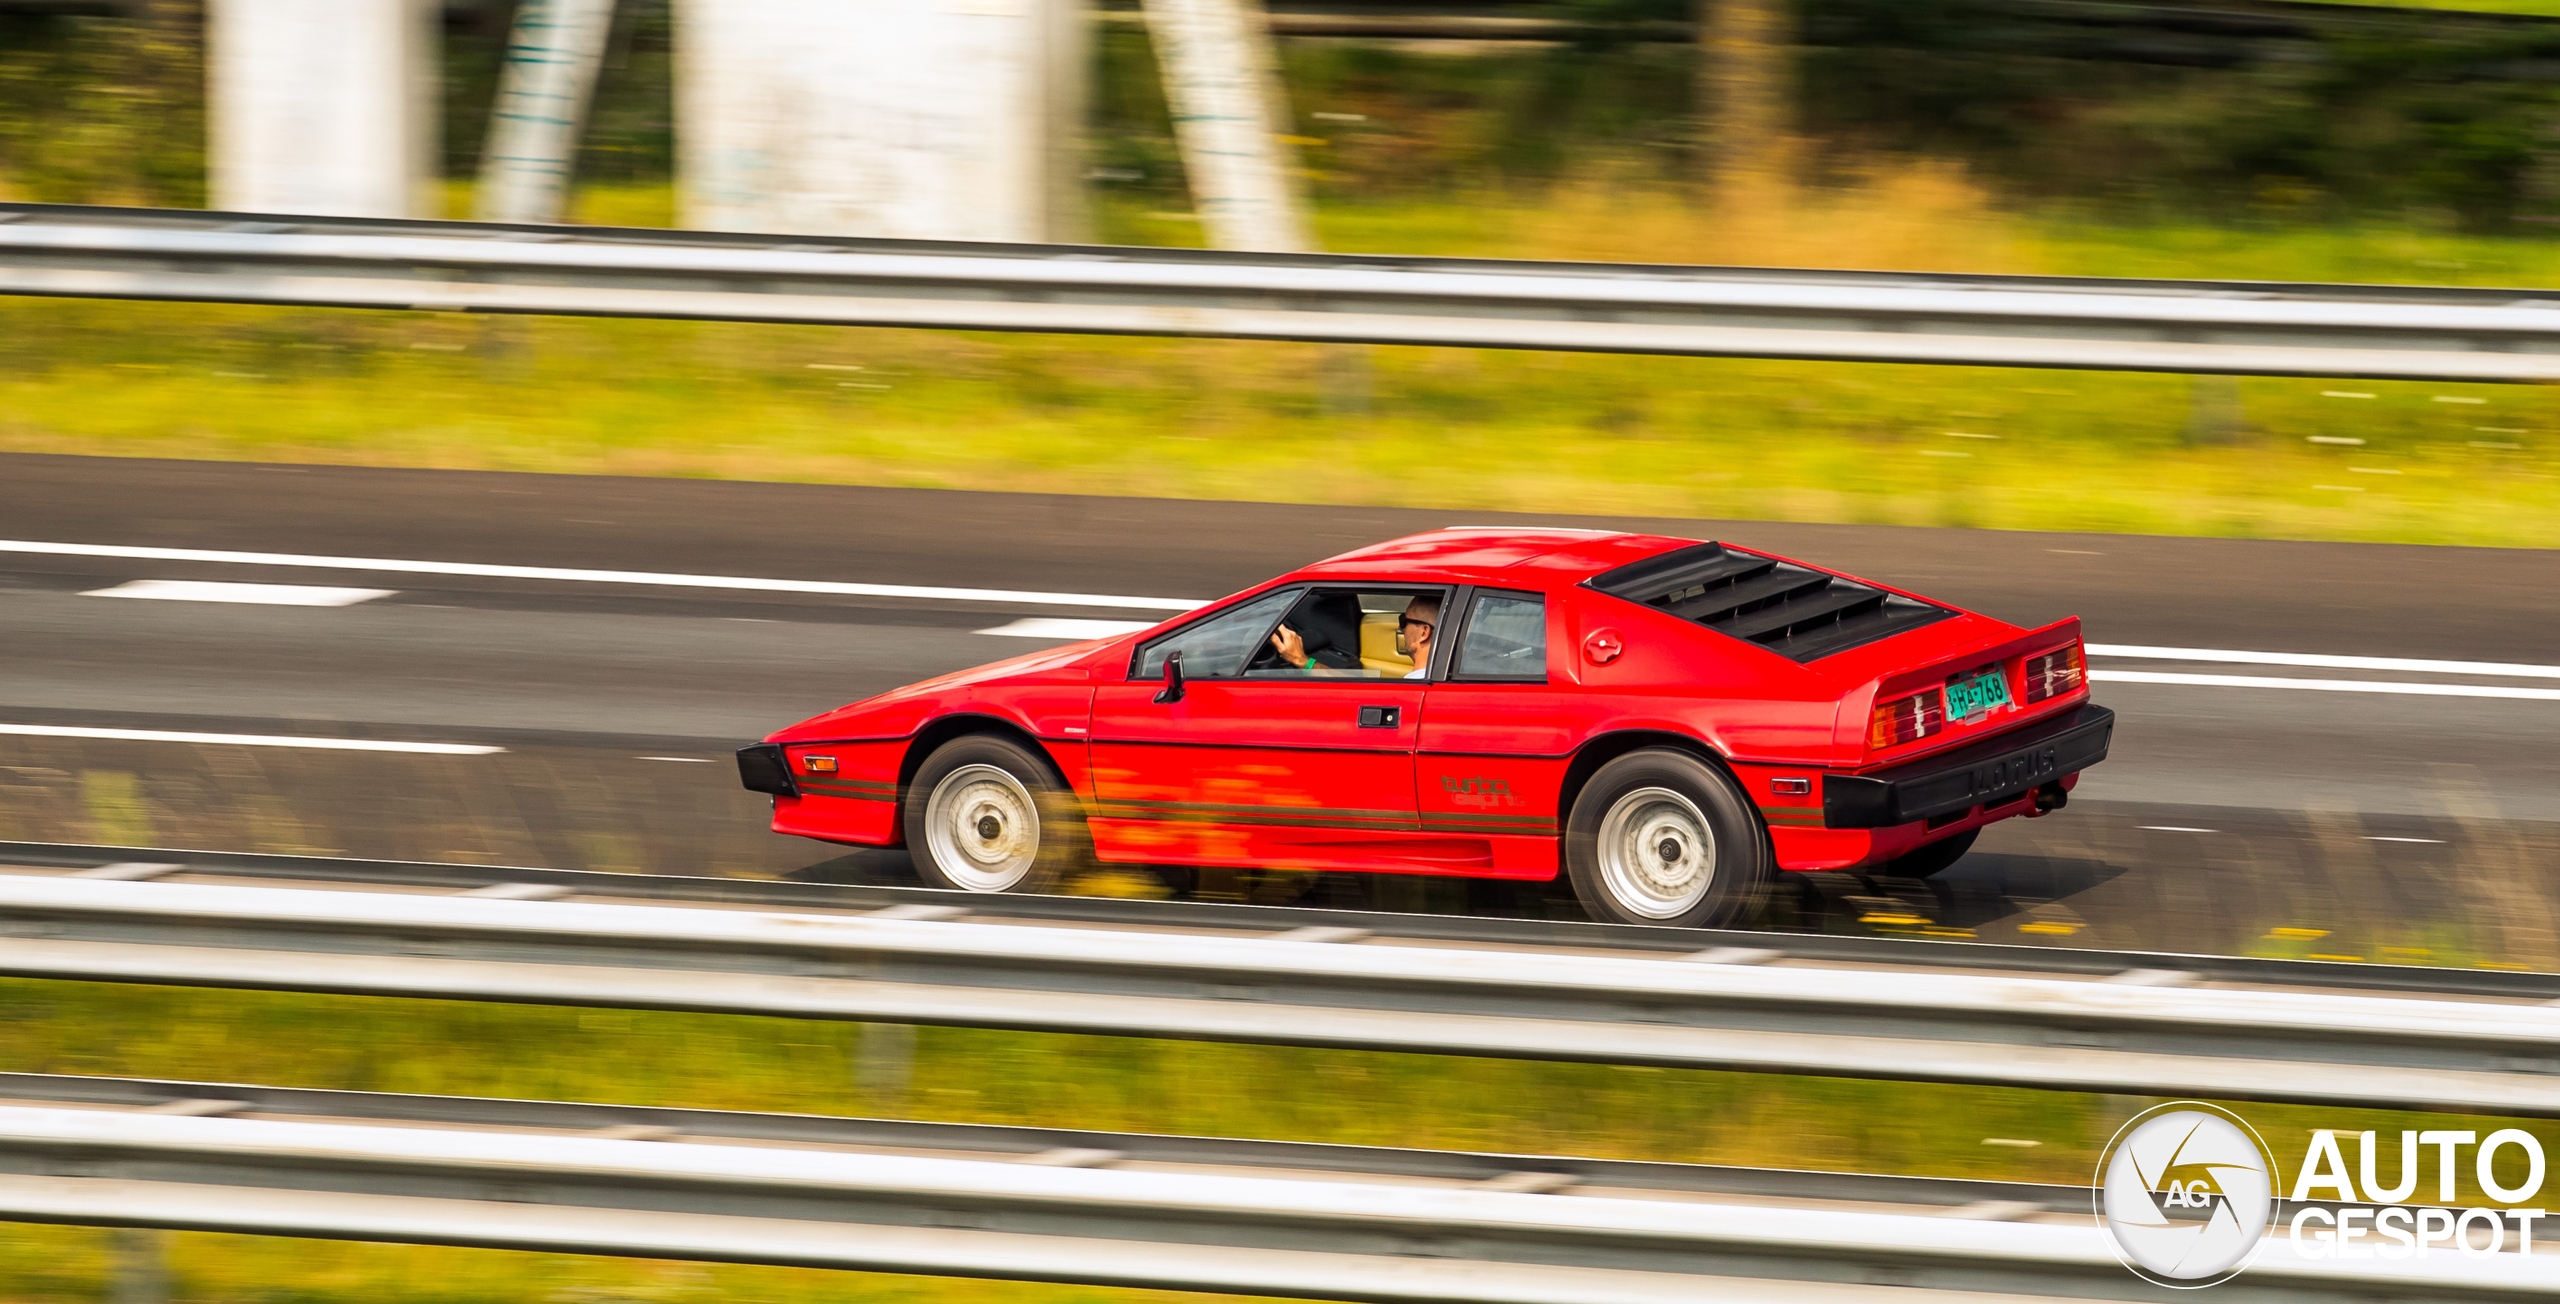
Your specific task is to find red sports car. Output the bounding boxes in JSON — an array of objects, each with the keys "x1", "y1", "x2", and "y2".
[{"x1": 738, "y1": 529, "x2": 2111, "y2": 927}]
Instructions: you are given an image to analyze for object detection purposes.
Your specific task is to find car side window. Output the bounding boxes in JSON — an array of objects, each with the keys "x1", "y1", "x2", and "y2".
[
  {"x1": 1244, "y1": 588, "x2": 1448, "y2": 680},
  {"x1": 1453, "y1": 590, "x2": 1547, "y2": 681},
  {"x1": 1133, "y1": 589, "x2": 1298, "y2": 681}
]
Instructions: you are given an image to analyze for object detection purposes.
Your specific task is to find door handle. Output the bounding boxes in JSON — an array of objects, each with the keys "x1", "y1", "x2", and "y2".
[{"x1": 1357, "y1": 705, "x2": 1400, "y2": 728}]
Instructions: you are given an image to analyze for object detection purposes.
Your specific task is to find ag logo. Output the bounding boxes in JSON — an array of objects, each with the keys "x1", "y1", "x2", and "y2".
[{"x1": 2096, "y1": 1103, "x2": 2279, "y2": 1287}]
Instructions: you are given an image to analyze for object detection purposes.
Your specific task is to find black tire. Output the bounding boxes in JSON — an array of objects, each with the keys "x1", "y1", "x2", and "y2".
[
  {"x1": 1880, "y1": 828, "x2": 1978, "y2": 879},
  {"x1": 1564, "y1": 748, "x2": 1771, "y2": 927},
  {"x1": 902, "y1": 735, "x2": 1085, "y2": 894}
]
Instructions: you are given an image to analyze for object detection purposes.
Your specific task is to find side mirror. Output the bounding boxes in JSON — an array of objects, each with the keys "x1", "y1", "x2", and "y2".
[{"x1": 1151, "y1": 650, "x2": 1185, "y2": 704}]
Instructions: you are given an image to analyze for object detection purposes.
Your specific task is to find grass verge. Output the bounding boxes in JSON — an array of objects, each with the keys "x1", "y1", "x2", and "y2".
[{"x1": 1, "y1": 300, "x2": 2550, "y2": 548}]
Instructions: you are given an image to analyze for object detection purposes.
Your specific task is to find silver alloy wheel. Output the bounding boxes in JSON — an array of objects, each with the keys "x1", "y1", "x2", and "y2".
[
  {"x1": 1594, "y1": 785, "x2": 1717, "y2": 919},
  {"x1": 922, "y1": 763, "x2": 1042, "y2": 893}
]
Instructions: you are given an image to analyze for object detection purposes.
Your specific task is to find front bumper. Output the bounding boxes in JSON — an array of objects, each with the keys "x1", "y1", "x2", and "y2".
[
  {"x1": 1823, "y1": 703, "x2": 2114, "y2": 829},
  {"x1": 736, "y1": 743, "x2": 796, "y2": 797}
]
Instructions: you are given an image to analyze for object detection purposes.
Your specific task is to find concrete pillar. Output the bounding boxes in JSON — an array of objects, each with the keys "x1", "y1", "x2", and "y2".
[
  {"x1": 677, "y1": 0, "x2": 1088, "y2": 242},
  {"x1": 1141, "y1": 0, "x2": 1310, "y2": 253},
  {"x1": 209, "y1": 0, "x2": 440, "y2": 218},
  {"x1": 476, "y1": 0, "x2": 619, "y2": 225}
]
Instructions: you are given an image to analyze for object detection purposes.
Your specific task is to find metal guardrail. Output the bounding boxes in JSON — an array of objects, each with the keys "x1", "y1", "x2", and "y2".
[
  {"x1": 1105, "y1": 0, "x2": 2560, "y2": 48},
  {"x1": 8, "y1": 839, "x2": 2555, "y2": 999},
  {"x1": 0, "y1": 1071, "x2": 2544, "y2": 1304},
  {"x1": 0, "y1": 1069, "x2": 2085, "y2": 1207},
  {"x1": 5, "y1": 203, "x2": 2559, "y2": 380},
  {"x1": 3, "y1": 845, "x2": 2556, "y2": 1116}
]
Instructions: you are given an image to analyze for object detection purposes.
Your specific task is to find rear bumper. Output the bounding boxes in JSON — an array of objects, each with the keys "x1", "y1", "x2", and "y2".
[{"x1": 1823, "y1": 703, "x2": 2113, "y2": 830}]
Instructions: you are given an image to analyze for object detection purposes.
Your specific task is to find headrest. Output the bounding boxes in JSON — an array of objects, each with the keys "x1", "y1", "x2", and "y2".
[{"x1": 1287, "y1": 591, "x2": 1364, "y2": 662}]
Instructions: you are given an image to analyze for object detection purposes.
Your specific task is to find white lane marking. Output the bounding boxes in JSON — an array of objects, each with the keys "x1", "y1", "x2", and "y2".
[
  {"x1": 2090, "y1": 669, "x2": 2560, "y2": 701},
  {"x1": 2138, "y1": 826, "x2": 2219, "y2": 834},
  {"x1": 638, "y1": 756, "x2": 717, "y2": 763},
  {"x1": 2086, "y1": 643, "x2": 2560, "y2": 680},
  {"x1": 2367, "y1": 836, "x2": 2445, "y2": 844},
  {"x1": 976, "y1": 617, "x2": 1157, "y2": 640},
  {"x1": 0, "y1": 724, "x2": 502, "y2": 754},
  {"x1": 0, "y1": 540, "x2": 1202, "y2": 613},
  {"x1": 83, "y1": 579, "x2": 395, "y2": 607},
  {"x1": 13, "y1": 541, "x2": 2552, "y2": 688}
]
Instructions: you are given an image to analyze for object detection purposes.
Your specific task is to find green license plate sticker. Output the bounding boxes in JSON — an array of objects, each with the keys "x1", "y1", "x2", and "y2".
[{"x1": 1946, "y1": 667, "x2": 2011, "y2": 720}]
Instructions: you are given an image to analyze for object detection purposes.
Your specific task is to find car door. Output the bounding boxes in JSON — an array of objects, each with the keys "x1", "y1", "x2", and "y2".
[
  {"x1": 1414, "y1": 587, "x2": 1580, "y2": 879},
  {"x1": 1088, "y1": 585, "x2": 1443, "y2": 873}
]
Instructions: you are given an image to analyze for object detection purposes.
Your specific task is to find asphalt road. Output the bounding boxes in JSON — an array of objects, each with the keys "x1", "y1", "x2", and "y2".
[{"x1": 3, "y1": 453, "x2": 2554, "y2": 961}]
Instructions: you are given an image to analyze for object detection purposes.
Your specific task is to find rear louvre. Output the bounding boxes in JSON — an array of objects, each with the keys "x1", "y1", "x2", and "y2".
[{"x1": 1587, "y1": 542, "x2": 1953, "y2": 663}]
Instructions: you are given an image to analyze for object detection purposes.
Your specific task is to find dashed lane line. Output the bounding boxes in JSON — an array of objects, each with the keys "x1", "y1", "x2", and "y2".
[
  {"x1": 82, "y1": 579, "x2": 395, "y2": 607},
  {"x1": 0, "y1": 724, "x2": 502, "y2": 755},
  {"x1": 2085, "y1": 643, "x2": 2560, "y2": 680},
  {"x1": 0, "y1": 540, "x2": 1202, "y2": 613},
  {"x1": 2090, "y1": 670, "x2": 2560, "y2": 701}
]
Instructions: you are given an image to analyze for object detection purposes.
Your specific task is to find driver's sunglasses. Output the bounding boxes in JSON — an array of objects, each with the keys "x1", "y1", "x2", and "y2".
[{"x1": 1397, "y1": 617, "x2": 1435, "y2": 634}]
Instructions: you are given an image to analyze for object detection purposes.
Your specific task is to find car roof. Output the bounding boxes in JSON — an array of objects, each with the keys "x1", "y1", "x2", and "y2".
[{"x1": 1289, "y1": 528, "x2": 1698, "y2": 586}]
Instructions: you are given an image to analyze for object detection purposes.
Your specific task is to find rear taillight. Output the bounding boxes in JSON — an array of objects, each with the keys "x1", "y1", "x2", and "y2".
[
  {"x1": 1868, "y1": 689, "x2": 1946, "y2": 750},
  {"x1": 2024, "y1": 645, "x2": 2086, "y2": 703}
]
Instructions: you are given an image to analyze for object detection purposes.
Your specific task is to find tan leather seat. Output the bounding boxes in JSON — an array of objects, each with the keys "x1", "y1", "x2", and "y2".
[{"x1": 1359, "y1": 612, "x2": 1413, "y2": 675}]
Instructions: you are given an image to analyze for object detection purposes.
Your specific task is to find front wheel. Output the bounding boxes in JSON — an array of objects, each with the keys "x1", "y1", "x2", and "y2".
[
  {"x1": 1564, "y1": 748, "x2": 1771, "y2": 928},
  {"x1": 903, "y1": 735, "x2": 1083, "y2": 893}
]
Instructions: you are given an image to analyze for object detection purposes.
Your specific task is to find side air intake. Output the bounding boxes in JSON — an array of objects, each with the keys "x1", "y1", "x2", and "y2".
[{"x1": 1587, "y1": 542, "x2": 1953, "y2": 663}]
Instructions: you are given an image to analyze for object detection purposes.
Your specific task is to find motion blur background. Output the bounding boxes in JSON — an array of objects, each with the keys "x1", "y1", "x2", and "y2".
[
  {"x1": 2, "y1": 3, "x2": 2557, "y2": 1301},
  {"x1": 4, "y1": 0, "x2": 2560, "y2": 540}
]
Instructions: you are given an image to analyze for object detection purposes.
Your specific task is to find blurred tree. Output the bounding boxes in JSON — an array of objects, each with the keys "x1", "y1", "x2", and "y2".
[
  {"x1": 2, "y1": 0, "x2": 2559, "y2": 234},
  {"x1": 0, "y1": 1, "x2": 203, "y2": 207},
  {"x1": 125, "y1": 0, "x2": 202, "y2": 204},
  {"x1": 1698, "y1": 0, "x2": 1793, "y2": 206},
  {"x1": 1796, "y1": 0, "x2": 2560, "y2": 230}
]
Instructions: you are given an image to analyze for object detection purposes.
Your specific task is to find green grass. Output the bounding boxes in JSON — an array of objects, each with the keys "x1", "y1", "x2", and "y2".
[{"x1": 1, "y1": 979, "x2": 2553, "y2": 1303}]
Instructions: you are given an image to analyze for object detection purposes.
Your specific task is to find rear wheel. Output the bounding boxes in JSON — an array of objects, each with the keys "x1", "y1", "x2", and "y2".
[
  {"x1": 1564, "y1": 748, "x2": 1770, "y2": 927},
  {"x1": 903, "y1": 735, "x2": 1083, "y2": 894},
  {"x1": 1880, "y1": 828, "x2": 1977, "y2": 879}
]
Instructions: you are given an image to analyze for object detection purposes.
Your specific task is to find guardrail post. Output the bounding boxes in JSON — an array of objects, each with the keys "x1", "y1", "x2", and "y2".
[
  {"x1": 2186, "y1": 374, "x2": 2244, "y2": 445},
  {"x1": 109, "y1": 1228, "x2": 169, "y2": 1304},
  {"x1": 857, "y1": 1022, "x2": 916, "y2": 1100},
  {"x1": 475, "y1": 0, "x2": 619, "y2": 225}
]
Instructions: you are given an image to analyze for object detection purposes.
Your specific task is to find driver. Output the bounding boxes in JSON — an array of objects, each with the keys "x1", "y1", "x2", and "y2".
[{"x1": 1269, "y1": 595, "x2": 1438, "y2": 678}]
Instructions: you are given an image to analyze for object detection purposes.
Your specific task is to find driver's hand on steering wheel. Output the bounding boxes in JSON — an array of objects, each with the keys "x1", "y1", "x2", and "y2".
[{"x1": 1268, "y1": 623, "x2": 1306, "y2": 667}]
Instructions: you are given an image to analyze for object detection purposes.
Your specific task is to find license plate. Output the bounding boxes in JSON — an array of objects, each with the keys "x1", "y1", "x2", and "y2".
[{"x1": 1945, "y1": 666, "x2": 2011, "y2": 720}]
